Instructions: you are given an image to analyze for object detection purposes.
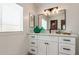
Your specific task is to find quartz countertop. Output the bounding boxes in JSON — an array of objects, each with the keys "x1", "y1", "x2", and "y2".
[{"x1": 27, "y1": 33, "x2": 78, "y2": 37}]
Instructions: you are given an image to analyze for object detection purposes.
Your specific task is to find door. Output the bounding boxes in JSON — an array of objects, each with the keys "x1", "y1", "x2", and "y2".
[
  {"x1": 47, "y1": 41, "x2": 58, "y2": 55},
  {"x1": 38, "y1": 40, "x2": 46, "y2": 55}
]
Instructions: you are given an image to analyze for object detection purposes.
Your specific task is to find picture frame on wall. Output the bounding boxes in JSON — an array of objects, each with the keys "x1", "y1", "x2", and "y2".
[{"x1": 50, "y1": 20, "x2": 58, "y2": 30}]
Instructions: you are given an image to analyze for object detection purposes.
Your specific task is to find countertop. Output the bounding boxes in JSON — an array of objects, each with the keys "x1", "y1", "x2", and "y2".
[{"x1": 27, "y1": 33, "x2": 78, "y2": 37}]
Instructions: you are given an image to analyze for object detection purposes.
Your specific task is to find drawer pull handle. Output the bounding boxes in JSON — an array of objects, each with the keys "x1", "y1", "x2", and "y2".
[
  {"x1": 31, "y1": 42, "x2": 35, "y2": 44},
  {"x1": 63, "y1": 39, "x2": 70, "y2": 41},
  {"x1": 31, "y1": 49, "x2": 35, "y2": 52},
  {"x1": 31, "y1": 36, "x2": 35, "y2": 38},
  {"x1": 63, "y1": 48, "x2": 70, "y2": 50},
  {"x1": 45, "y1": 43, "x2": 49, "y2": 45}
]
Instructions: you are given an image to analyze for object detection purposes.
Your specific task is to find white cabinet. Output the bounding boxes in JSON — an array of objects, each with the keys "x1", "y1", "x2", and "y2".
[
  {"x1": 27, "y1": 34, "x2": 77, "y2": 55},
  {"x1": 28, "y1": 34, "x2": 58, "y2": 55},
  {"x1": 37, "y1": 36, "x2": 58, "y2": 55},
  {"x1": 38, "y1": 40, "x2": 58, "y2": 55},
  {"x1": 28, "y1": 46, "x2": 38, "y2": 55},
  {"x1": 59, "y1": 43, "x2": 75, "y2": 55},
  {"x1": 59, "y1": 37, "x2": 75, "y2": 44},
  {"x1": 28, "y1": 34, "x2": 38, "y2": 55},
  {"x1": 38, "y1": 40, "x2": 46, "y2": 55},
  {"x1": 29, "y1": 38, "x2": 38, "y2": 47},
  {"x1": 59, "y1": 37, "x2": 76, "y2": 55},
  {"x1": 47, "y1": 41, "x2": 58, "y2": 55}
]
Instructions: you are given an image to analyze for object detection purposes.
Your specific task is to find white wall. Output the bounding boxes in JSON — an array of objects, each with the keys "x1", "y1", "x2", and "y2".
[
  {"x1": 0, "y1": 3, "x2": 36, "y2": 55},
  {"x1": 35, "y1": 3, "x2": 79, "y2": 34}
]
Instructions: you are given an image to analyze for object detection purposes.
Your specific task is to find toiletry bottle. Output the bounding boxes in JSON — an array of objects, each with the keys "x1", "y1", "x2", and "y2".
[{"x1": 49, "y1": 29, "x2": 51, "y2": 33}]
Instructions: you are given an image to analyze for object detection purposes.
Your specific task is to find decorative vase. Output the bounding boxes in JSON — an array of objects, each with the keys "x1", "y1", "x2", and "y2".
[{"x1": 33, "y1": 26, "x2": 41, "y2": 33}]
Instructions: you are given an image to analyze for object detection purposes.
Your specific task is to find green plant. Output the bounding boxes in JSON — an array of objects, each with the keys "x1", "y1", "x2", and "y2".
[
  {"x1": 33, "y1": 26, "x2": 45, "y2": 33},
  {"x1": 33, "y1": 26, "x2": 41, "y2": 33}
]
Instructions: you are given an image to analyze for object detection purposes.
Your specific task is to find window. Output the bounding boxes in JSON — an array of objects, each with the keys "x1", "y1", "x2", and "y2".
[{"x1": 0, "y1": 4, "x2": 23, "y2": 32}]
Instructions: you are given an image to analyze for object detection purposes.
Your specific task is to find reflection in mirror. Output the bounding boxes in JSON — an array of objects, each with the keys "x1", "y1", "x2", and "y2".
[
  {"x1": 50, "y1": 20, "x2": 57, "y2": 30},
  {"x1": 38, "y1": 14, "x2": 47, "y2": 29},
  {"x1": 29, "y1": 13, "x2": 35, "y2": 28},
  {"x1": 38, "y1": 9, "x2": 66, "y2": 30},
  {"x1": 49, "y1": 9, "x2": 66, "y2": 30}
]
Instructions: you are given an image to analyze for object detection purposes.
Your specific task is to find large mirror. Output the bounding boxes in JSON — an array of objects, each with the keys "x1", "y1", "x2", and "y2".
[{"x1": 38, "y1": 9, "x2": 66, "y2": 30}]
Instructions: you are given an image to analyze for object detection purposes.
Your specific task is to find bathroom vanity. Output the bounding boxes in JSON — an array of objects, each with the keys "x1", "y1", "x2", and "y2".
[
  {"x1": 27, "y1": 33, "x2": 78, "y2": 55},
  {"x1": 28, "y1": 7, "x2": 78, "y2": 55}
]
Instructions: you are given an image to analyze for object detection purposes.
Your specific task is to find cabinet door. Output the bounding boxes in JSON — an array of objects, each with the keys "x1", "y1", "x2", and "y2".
[
  {"x1": 38, "y1": 40, "x2": 46, "y2": 55},
  {"x1": 47, "y1": 41, "x2": 58, "y2": 55}
]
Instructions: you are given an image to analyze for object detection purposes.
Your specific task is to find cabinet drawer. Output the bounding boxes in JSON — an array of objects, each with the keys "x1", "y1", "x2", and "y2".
[
  {"x1": 29, "y1": 39, "x2": 37, "y2": 47},
  {"x1": 59, "y1": 44, "x2": 75, "y2": 55},
  {"x1": 29, "y1": 47, "x2": 37, "y2": 55},
  {"x1": 59, "y1": 37, "x2": 75, "y2": 44},
  {"x1": 28, "y1": 35, "x2": 37, "y2": 39},
  {"x1": 38, "y1": 35, "x2": 50, "y2": 40}
]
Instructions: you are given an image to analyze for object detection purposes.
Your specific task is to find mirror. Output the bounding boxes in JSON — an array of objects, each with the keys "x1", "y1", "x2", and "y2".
[
  {"x1": 38, "y1": 9, "x2": 66, "y2": 30},
  {"x1": 38, "y1": 14, "x2": 48, "y2": 29},
  {"x1": 29, "y1": 13, "x2": 35, "y2": 28}
]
